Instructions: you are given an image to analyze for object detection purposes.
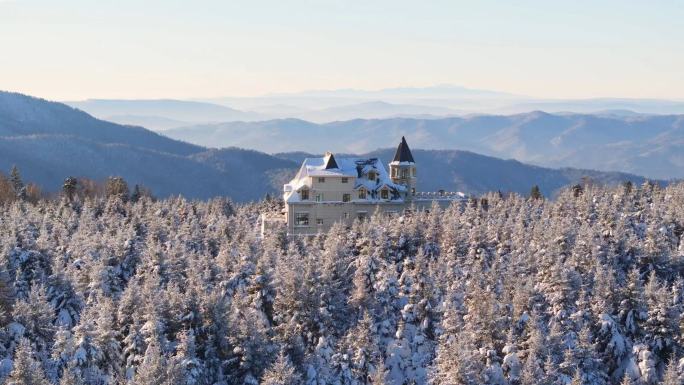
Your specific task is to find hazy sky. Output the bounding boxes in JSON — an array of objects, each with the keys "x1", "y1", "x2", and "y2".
[{"x1": 1, "y1": 0, "x2": 683, "y2": 100}]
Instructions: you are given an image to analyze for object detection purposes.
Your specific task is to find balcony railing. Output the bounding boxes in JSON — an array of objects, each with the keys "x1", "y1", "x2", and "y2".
[{"x1": 413, "y1": 191, "x2": 467, "y2": 200}]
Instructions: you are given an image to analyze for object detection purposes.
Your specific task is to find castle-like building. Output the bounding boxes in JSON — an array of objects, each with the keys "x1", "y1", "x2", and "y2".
[{"x1": 266, "y1": 137, "x2": 465, "y2": 236}]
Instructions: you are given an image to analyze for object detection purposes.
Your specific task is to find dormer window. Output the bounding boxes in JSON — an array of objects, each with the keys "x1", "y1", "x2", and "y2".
[
  {"x1": 300, "y1": 188, "x2": 309, "y2": 200},
  {"x1": 318, "y1": 177, "x2": 325, "y2": 183},
  {"x1": 368, "y1": 171, "x2": 376, "y2": 181},
  {"x1": 358, "y1": 189, "x2": 367, "y2": 200},
  {"x1": 381, "y1": 189, "x2": 389, "y2": 200}
]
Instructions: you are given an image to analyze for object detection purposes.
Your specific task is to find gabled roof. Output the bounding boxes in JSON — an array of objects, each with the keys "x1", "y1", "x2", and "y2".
[
  {"x1": 392, "y1": 136, "x2": 415, "y2": 163},
  {"x1": 283, "y1": 154, "x2": 406, "y2": 203},
  {"x1": 324, "y1": 152, "x2": 339, "y2": 169},
  {"x1": 301, "y1": 157, "x2": 357, "y2": 177}
]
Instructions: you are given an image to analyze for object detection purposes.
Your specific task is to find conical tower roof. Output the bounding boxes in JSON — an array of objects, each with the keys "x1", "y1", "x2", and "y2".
[{"x1": 392, "y1": 136, "x2": 415, "y2": 163}]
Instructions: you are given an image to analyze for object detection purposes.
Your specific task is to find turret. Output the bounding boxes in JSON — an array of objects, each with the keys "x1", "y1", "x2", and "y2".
[{"x1": 389, "y1": 136, "x2": 416, "y2": 200}]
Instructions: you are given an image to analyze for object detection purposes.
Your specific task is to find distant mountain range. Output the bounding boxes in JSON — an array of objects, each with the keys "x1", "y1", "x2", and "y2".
[
  {"x1": 65, "y1": 99, "x2": 266, "y2": 130},
  {"x1": 260, "y1": 85, "x2": 521, "y2": 99},
  {"x1": 1, "y1": 92, "x2": 294, "y2": 201},
  {"x1": 199, "y1": 85, "x2": 523, "y2": 113},
  {"x1": 0, "y1": 91, "x2": 658, "y2": 200},
  {"x1": 66, "y1": 86, "x2": 684, "y2": 131},
  {"x1": 165, "y1": 113, "x2": 684, "y2": 180},
  {"x1": 66, "y1": 98, "x2": 463, "y2": 129}
]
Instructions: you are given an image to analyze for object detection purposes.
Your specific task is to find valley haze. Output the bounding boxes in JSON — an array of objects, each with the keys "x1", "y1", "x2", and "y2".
[{"x1": 63, "y1": 85, "x2": 684, "y2": 181}]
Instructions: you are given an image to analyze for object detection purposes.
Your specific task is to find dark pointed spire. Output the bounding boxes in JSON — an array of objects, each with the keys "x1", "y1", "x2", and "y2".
[
  {"x1": 324, "y1": 152, "x2": 339, "y2": 169},
  {"x1": 392, "y1": 136, "x2": 415, "y2": 163}
]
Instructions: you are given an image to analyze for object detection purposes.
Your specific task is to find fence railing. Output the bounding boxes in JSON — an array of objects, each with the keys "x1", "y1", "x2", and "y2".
[{"x1": 413, "y1": 191, "x2": 467, "y2": 200}]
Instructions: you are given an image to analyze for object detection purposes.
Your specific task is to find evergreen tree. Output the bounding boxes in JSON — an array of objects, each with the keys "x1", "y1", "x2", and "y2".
[
  {"x1": 105, "y1": 177, "x2": 129, "y2": 201},
  {"x1": 619, "y1": 373, "x2": 635, "y2": 385},
  {"x1": 529, "y1": 185, "x2": 542, "y2": 200},
  {"x1": 132, "y1": 337, "x2": 167, "y2": 385},
  {"x1": 0, "y1": 269, "x2": 15, "y2": 327},
  {"x1": 171, "y1": 329, "x2": 203, "y2": 385},
  {"x1": 11, "y1": 285, "x2": 55, "y2": 355},
  {"x1": 260, "y1": 351, "x2": 301, "y2": 385},
  {"x1": 661, "y1": 355, "x2": 681, "y2": 385},
  {"x1": 62, "y1": 177, "x2": 77, "y2": 202},
  {"x1": 131, "y1": 185, "x2": 142, "y2": 203},
  {"x1": 58, "y1": 361, "x2": 85, "y2": 385},
  {"x1": 10, "y1": 165, "x2": 26, "y2": 201},
  {"x1": 7, "y1": 338, "x2": 50, "y2": 385},
  {"x1": 620, "y1": 268, "x2": 647, "y2": 338}
]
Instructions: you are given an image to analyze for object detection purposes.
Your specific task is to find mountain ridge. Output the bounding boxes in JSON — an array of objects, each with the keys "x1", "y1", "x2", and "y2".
[
  {"x1": 166, "y1": 113, "x2": 684, "y2": 179},
  {"x1": 0, "y1": 91, "x2": 662, "y2": 200},
  {"x1": 65, "y1": 98, "x2": 266, "y2": 128}
]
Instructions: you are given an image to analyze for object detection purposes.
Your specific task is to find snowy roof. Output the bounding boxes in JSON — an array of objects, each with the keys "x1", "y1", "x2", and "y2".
[
  {"x1": 323, "y1": 152, "x2": 339, "y2": 170},
  {"x1": 284, "y1": 155, "x2": 406, "y2": 203},
  {"x1": 299, "y1": 156, "x2": 359, "y2": 177}
]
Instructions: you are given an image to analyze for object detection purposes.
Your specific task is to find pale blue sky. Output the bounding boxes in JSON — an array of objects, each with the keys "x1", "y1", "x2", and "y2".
[{"x1": 1, "y1": 0, "x2": 682, "y2": 100}]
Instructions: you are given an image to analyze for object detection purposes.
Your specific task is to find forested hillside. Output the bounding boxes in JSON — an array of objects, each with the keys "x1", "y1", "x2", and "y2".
[
  {"x1": 0, "y1": 182, "x2": 683, "y2": 384},
  {"x1": 0, "y1": 91, "x2": 298, "y2": 201}
]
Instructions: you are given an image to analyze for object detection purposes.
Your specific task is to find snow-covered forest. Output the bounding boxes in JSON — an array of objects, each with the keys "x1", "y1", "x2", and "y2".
[{"x1": 1, "y1": 180, "x2": 684, "y2": 385}]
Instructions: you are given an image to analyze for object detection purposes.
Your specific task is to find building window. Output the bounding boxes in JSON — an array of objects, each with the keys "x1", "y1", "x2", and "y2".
[
  {"x1": 341, "y1": 177, "x2": 348, "y2": 183},
  {"x1": 401, "y1": 169, "x2": 409, "y2": 178},
  {"x1": 300, "y1": 189, "x2": 309, "y2": 200},
  {"x1": 343, "y1": 213, "x2": 349, "y2": 219},
  {"x1": 412, "y1": 168, "x2": 416, "y2": 177},
  {"x1": 386, "y1": 211, "x2": 398, "y2": 217},
  {"x1": 317, "y1": 218, "x2": 324, "y2": 225},
  {"x1": 357, "y1": 211, "x2": 368, "y2": 221},
  {"x1": 411, "y1": 187, "x2": 416, "y2": 196},
  {"x1": 318, "y1": 177, "x2": 325, "y2": 183},
  {"x1": 315, "y1": 193, "x2": 323, "y2": 202},
  {"x1": 391, "y1": 168, "x2": 396, "y2": 177},
  {"x1": 358, "y1": 189, "x2": 367, "y2": 199},
  {"x1": 295, "y1": 213, "x2": 309, "y2": 226},
  {"x1": 368, "y1": 171, "x2": 376, "y2": 181},
  {"x1": 343, "y1": 193, "x2": 351, "y2": 202},
  {"x1": 381, "y1": 189, "x2": 389, "y2": 200}
]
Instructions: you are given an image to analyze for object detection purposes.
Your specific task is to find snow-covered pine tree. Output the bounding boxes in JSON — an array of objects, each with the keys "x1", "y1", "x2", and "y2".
[
  {"x1": 261, "y1": 351, "x2": 301, "y2": 385},
  {"x1": 7, "y1": 338, "x2": 50, "y2": 385},
  {"x1": 9, "y1": 166, "x2": 26, "y2": 201},
  {"x1": 660, "y1": 354, "x2": 682, "y2": 385},
  {"x1": 132, "y1": 337, "x2": 167, "y2": 385},
  {"x1": 170, "y1": 328, "x2": 204, "y2": 385},
  {"x1": 10, "y1": 285, "x2": 55, "y2": 358}
]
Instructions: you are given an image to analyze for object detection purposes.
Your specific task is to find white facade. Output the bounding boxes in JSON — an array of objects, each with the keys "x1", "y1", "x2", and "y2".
[{"x1": 273, "y1": 138, "x2": 466, "y2": 236}]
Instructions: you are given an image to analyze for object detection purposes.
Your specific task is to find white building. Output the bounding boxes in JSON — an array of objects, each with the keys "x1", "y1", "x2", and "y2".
[{"x1": 266, "y1": 137, "x2": 465, "y2": 236}]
